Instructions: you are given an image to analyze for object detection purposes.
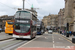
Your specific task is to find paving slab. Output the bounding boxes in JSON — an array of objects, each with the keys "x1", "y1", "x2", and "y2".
[{"x1": 0, "y1": 32, "x2": 13, "y2": 41}]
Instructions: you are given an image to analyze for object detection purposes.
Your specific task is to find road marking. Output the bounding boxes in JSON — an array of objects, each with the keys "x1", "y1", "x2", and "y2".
[
  {"x1": 52, "y1": 34, "x2": 55, "y2": 48},
  {"x1": 67, "y1": 46, "x2": 70, "y2": 49},
  {"x1": 53, "y1": 41, "x2": 54, "y2": 43},
  {"x1": 59, "y1": 34, "x2": 75, "y2": 45},
  {"x1": 15, "y1": 35, "x2": 42, "y2": 50}
]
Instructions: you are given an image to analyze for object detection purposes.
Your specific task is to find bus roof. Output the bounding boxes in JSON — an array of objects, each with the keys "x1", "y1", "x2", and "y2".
[
  {"x1": 16, "y1": 10, "x2": 32, "y2": 13},
  {"x1": 16, "y1": 10, "x2": 36, "y2": 17}
]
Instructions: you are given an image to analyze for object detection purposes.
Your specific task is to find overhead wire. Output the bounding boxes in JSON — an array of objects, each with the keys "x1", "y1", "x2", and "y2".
[
  {"x1": 25, "y1": 0, "x2": 32, "y2": 7},
  {"x1": 0, "y1": 2, "x2": 18, "y2": 10}
]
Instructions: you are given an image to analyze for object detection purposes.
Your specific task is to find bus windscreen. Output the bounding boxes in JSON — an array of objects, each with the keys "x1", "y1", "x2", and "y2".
[
  {"x1": 7, "y1": 22, "x2": 14, "y2": 24},
  {"x1": 14, "y1": 24, "x2": 30, "y2": 33},
  {"x1": 15, "y1": 11, "x2": 31, "y2": 19}
]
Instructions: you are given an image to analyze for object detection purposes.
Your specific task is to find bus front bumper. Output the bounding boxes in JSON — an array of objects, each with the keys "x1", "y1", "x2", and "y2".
[{"x1": 13, "y1": 34, "x2": 31, "y2": 39}]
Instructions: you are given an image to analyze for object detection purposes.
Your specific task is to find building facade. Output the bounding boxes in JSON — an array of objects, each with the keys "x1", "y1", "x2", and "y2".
[
  {"x1": 0, "y1": 15, "x2": 14, "y2": 30},
  {"x1": 50, "y1": 15, "x2": 58, "y2": 28},
  {"x1": 42, "y1": 15, "x2": 50, "y2": 28},
  {"x1": 64, "y1": 0, "x2": 75, "y2": 31},
  {"x1": 58, "y1": 8, "x2": 65, "y2": 30},
  {"x1": 42, "y1": 14, "x2": 58, "y2": 29}
]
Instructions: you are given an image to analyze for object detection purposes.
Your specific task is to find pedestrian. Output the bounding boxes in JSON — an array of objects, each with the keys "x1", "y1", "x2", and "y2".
[
  {"x1": 66, "y1": 30, "x2": 69, "y2": 37},
  {"x1": 64, "y1": 30, "x2": 66, "y2": 36},
  {"x1": 0, "y1": 28, "x2": 2, "y2": 33},
  {"x1": 60, "y1": 30, "x2": 62, "y2": 34},
  {"x1": 69, "y1": 31, "x2": 72, "y2": 36},
  {"x1": 62, "y1": 30, "x2": 64, "y2": 35},
  {"x1": 71, "y1": 31, "x2": 73, "y2": 36}
]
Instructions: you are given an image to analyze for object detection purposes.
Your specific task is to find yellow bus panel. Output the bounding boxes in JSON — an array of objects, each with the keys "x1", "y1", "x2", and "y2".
[{"x1": 5, "y1": 20, "x2": 14, "y2": 34}]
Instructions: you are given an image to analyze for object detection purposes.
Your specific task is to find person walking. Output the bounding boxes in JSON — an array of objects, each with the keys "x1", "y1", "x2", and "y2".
[
  {"x1": 71, "y1": 31, "x2": 73, "y2": 36},
  {"x1": 62, "y1": 30, "x2": 64, "y2": 35},
  {"x1": 0, "y1": 28, "x2": 2, "y2": 33},
  {"x1": 66, "y1": 31, "x2": 69, "y2": 37},
  {"x1": 69, "y1": 31, "x2": 72, "y2": 36},
  {"x1": 60, "y1": 30, "x2": 62, "y2": 34},
  {"x1": 64, "y1": 30, "x2": 66, "y2": 36}
]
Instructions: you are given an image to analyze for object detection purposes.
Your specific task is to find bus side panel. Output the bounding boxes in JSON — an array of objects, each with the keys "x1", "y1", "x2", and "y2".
[
  {"x1": 31, "y1": 25, "x2": 36, "y2": 38},
  {"x1": 5, "y1": 21, "x2": 13, "y2": 34}
]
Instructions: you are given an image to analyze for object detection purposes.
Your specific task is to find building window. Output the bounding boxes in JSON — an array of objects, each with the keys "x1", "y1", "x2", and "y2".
[
  {"x1": 74, "y1": 1, "x2": 75, "y2": 3},
  {"x1": 74, "y1": 7, "x2": 75, "y2": 9}
]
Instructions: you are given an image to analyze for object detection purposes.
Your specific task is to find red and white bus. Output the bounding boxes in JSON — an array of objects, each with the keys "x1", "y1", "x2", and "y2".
[{"x1": 13, "y1": 10, "x2": 37, "y2": 39}]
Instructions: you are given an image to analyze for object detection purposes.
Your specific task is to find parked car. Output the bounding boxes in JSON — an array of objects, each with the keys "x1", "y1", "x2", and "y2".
[{"x1": 48, "y1": 30, "x2": 53, "y2": 34}]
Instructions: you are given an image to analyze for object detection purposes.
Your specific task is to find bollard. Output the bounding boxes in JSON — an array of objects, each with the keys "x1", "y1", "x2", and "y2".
[
  {"x1": 66, "y1": 33, "x2": 69, "y2": 37},
  {"x1": 72, "y1": 37, "x2": 75, "y2": 43}
]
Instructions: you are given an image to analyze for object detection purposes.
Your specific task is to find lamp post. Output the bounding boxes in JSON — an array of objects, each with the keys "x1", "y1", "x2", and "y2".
[{"x1": 23, "y1": 0, "x2": 25, "y2": 10}]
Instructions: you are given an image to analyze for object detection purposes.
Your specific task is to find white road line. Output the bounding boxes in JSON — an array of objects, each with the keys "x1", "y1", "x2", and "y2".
[
  {"x1": 67, "y1": 46, "x2": 71, "y2": 49},
  {"x1": 52, "y1": 34, "x2": 55, "y2": 48},
  {"x1": 16, "y1": 35, "x2": 42, "y2": 49},
  {"x1": 53, "y1": 41, "x2": 54, "y2": 43}
]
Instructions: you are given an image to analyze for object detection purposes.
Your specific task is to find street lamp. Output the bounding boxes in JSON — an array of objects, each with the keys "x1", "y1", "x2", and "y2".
[{"x1": 23, "y1": 0, "x2": 25, "y2": 10}]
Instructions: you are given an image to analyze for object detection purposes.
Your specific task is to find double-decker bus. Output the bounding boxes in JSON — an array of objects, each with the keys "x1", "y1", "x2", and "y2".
[
  {"x1": 13, "y1": 10, "x2": 37, "y2": 39},
  {"x1": 5, "y1": 20, "x2": 14, "y2": 35}
]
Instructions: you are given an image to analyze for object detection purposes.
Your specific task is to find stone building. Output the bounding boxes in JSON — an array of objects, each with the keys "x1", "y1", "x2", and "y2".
[
  {"x1": 0, "y1": 15, "x2": 14, "y2": 30},
  {"x1": 42, "y1": 15, "x2": 50, "y2": 28},
  {"x1": 64, "y1": 0, "x2": 75, "y2": 31},
  {"x1": 50, "y1": 15, "x2": 58, "y2": 28},
  {"x1": 25, "y1": 7, "x2": 38, "y2": 21},
  {"x1": 58, "y1": 8, "x2": 65, "y2": 30},
  {"x1": 42, "y1": 14, "x2": 58, "y2": 29}
]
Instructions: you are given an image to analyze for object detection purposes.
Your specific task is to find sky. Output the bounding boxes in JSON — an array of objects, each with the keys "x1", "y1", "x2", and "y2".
[{"x1": 0, "y1": 0, "x2": 65, "y2": 20}]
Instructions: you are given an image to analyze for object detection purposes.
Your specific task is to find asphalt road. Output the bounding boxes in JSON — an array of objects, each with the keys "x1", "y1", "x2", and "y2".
[
  {"x1": 0, "y1": 32, "x2": 75, "y2": 50},
  {"x1": 17, "y1": 32, "x2": 75, "y2": 49},
  {"x1": 0, "y1": 39, "x2": 29, "y2": 50}
]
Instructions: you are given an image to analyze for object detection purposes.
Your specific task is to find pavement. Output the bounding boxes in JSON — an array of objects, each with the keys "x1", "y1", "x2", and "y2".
[
  {"x1": 0, "y1": 32, "x2": 13, "y2": 41},
  {"x1": 59, "y1": 33, "x2": 74, "y2": 41},
  {"x1": 16, "y1": 32, "x2": 75, "y2": 50}
]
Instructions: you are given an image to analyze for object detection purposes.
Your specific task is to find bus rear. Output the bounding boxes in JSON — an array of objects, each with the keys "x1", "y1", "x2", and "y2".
[{"x1": 5, "y1": 20, "x2": 14, "y2": 34}]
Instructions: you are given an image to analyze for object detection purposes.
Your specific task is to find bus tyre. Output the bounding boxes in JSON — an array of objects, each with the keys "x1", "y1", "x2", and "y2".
[
  {"x1": 72, "y1": 38, "x2": 75, "y2": 43},
  {"x1": 9, "y1": 34, "x2": 12, "y2": 35}
]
